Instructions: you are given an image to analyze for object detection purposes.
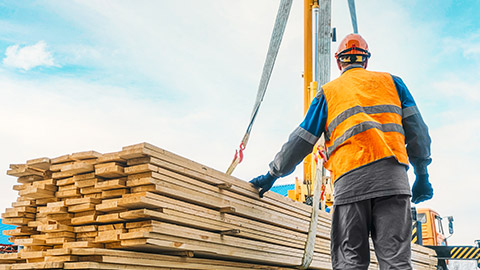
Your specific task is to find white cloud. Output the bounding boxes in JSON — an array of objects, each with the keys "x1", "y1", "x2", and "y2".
[
  {"x1": 443, "y1": 32, "x2": 480, "y2": 59},
  {"x1": 433, "y1": 78, "x2": 480, "y2": 102},
  {"x1": 3, "y1": 41, "x2": 56, "y2": 71}
]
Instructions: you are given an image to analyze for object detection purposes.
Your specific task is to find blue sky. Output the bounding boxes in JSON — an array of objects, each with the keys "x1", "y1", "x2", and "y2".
[{"x1": 0, "y1": 0, "x2": 479, "y2": 251}]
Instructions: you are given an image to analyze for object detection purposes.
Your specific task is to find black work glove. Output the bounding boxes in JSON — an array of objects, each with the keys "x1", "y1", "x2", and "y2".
[
  {"x1": 411, "y1": 173, "x2": 433, "y2": 204},
  {"x1": 250, "y1": 172, "x2": 277, "y2": 198}
]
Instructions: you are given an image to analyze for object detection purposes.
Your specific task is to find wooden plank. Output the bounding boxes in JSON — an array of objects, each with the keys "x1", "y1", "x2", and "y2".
[
  {"x1": 2, "y1": 218, "x2": 33, "y2": 225},
  {"x1": 46, "y1": 201, "x2": 65, "y2": 208},
  {"x1": 52, "y1": 171, "x2": 76, "y2": 179},
  {"x1": 101, "y1": 189, "x2": 128, "y2": 199},
  {"x1": 35, "y1": 197, "x2": 59, "y2": 206},
  {"x1": 124, "y1": 164, "x2": 157, "y2": 175},
  {"x1": 73, "y1": 225, "x2": 97, "y2": 233},
  {"x1": 74, "y1": 210, "x2": 96, "y2": 217},
  {"x1": 45, "y1": 232, "x2": 76, "y2": 239},
  {"x1": 74, "y1": 178, "x2": 98, "y2": 188},
  {"x1": 150, "y1": 178, "x2": 309, "y2": 232},
  {"x1": 32, "y1": 179, "x2": 56, "y2": 187},
  {"x1": 6, "y1": 206, "x2": 36, "y2": 214},
  {"x1": 124, "y1": 235, "x2": 303, "y2": 267},
  {"x1": 19, "y1": 188, "x2": 54, "y2": 199},
  {"x1": 63, "y1": 241, "x2": 103, "y2": 249},
  {"x1": 50, "y1": 162, "x2": 73, "y2": 172},
  {"x1": 37, "y1": 224, "x2": 73, "y2": 233},
  {"x1": 126, "y1": 164, "x2": 313, "y2": 229},
  {"x1": 120, "y1": 192, "x2": 328, "y2": 244},
  {"x1": 132, "y1": 222, "x2": 305, "y2": 258},
  {"x1": 51, "y1": 154, "x2": 74, "y2": 164},
  {"x1": 95, "y1": 164, "x2": 125, "y2": 178},
  {"x1": 79, "y1": 187, "x2": 102, "y2": 195},
  {"x1": 2, "y1": 211, "x2": 35, "y2": 219},
  {"x1": 95, "y1": 229, "x2": 125, "y2": 243},
  {"x1": 7, "y1": 164, "x2": 44, "y2": 177},
  {"x1": 71, "y1": 215, "x2": 97, "y2": 225},
  {"x1": 70, "y1": 151, "x2": 101, "y2": 160},
  {"x1": 73, "y1": 172, "x2": 97, "y2": 181},
  {"x1": 3, "y1": 227, "x2": 37, "y2": 236},
  {"x1": 60, "y1": 162, "x2": 94, "y2": 175},
  {"x1": 26, "y1": 158, "x2": 50, "y2": 171},
  {"x1": 68, "y1": 203, "x2": 96, "y2": 213},
  {"x1": 95, "y1": 199, "x2": 124, "y2": 212},
  {"x1": 45, "y1": 237, "x2": 75, "y2": 245},
  {"x1": 58, "y1": 184, "x2": 77, "y2": 192},
  {"x1": 65, "y1": 197, "x2": 101, "y2": 206},
  {"x1": 130, "y1": 185, "x2": 155, "y2": 193},
  {"x1": 122, "y1": 143, "x2": 313, "y2": 216},
  {"x1": 57, "y1": 177, "x2": 75, "y2": 186},
  {"x1": 96, "y1": 152, "x2": 126, "y2": 164},
  {"x1": 44, "y1": 256, "x2": 78, "y2": 262},
  {"x1": 17, "y1": 175, "x2": 43, "y2": 184},
  {"x1": 94, "y1": 178, "x2": 126, "y2": 190},
  {"x1": 56, "y1": 189, "x2": 80, "y2": 198},
  {"x1": 11, "y1": 262, "x2": 63, "y2": 269},
  {"x1": 96, "y1": 213, "x2": 122, "y2": 223},
  {"x1": 14, "y1": 238, "x2": 45, "y2": 246},
  {"x1": 83, "y1": 193, "x2": 102, "y2": 199},
  {"x1": 11, "y1": 200, "x2": 36, "y2": 207},
  {"x1": 69, "y1": 248, "x2": 298, "y2": 270},
  {"x1": 46, "y1": 213, "x2": 74, "y2": 222},
  {"x1": 38, "y1": 206, "x2": 67, "y2": 214},
  {"x1": 18, "y1": 251, "x2": 44, "y2": 260},
  {"x1": 45, "y1": 248, "x2": 71, "y2": 256}
]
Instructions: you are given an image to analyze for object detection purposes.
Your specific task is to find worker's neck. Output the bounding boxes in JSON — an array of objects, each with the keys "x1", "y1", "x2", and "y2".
[{"x1": 341, "y1": 64, "x2": 364, "y2": 74}]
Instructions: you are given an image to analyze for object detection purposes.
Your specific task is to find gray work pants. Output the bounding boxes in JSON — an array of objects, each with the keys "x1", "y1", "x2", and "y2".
[{"x1": 331, "y1": 195, "x2": 412, "y2": 270}]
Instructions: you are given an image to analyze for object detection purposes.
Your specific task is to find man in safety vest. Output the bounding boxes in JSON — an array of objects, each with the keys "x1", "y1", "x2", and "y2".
[{"x1": 250, "y1": 33, "x2": 433, "y2": 269}]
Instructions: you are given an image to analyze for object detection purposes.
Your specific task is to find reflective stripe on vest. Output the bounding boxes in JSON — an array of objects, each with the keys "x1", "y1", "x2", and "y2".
[{"x1": 322, "y1": 68, "x2": 409, "y2": 182}]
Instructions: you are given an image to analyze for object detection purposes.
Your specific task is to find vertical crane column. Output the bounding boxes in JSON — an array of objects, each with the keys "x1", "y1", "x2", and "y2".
[
  {"x1": 303, "y1": 0, "x2": 331, "y2": 192},
  {"x1": 302, "y1": 0, "x2": 314, "y2": 190}
]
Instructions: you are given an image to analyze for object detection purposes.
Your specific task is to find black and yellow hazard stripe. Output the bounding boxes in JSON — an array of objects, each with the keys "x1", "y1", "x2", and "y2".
[
  {"x1": 411, "y1": 221, "x2": 421, "y2": 244},
  {"x1": 450, "y1": 246, "x2": 480, "y2": 260}
]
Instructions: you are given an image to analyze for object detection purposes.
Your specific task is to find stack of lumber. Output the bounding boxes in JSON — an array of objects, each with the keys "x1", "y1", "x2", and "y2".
[{"x1": 1, "y1": 143, "x2": 438, "y2": 269}]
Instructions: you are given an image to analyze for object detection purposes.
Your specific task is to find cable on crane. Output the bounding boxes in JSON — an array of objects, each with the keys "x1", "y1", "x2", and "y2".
[
  {"x1": 226, "y1": 0, "x2": 293, "y2": 175},
  {"x1": 347, "y1": 0, "x2": 358, "y2": 34}
]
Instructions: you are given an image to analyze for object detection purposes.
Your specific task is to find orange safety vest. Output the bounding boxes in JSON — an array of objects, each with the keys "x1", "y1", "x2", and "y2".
[{"x1": 322, "y1": 67, "x2": 409, "y2": 182}]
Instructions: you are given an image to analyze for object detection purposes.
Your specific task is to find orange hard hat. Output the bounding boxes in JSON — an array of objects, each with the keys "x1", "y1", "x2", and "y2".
[{"x1": 335, "y1": 33, "x2": 371, "y2": 62}]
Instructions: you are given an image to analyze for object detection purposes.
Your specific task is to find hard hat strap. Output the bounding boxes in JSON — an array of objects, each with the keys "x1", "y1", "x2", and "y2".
[{"x1": 337, "y1": 47, "x2": 371, "y2": 58}]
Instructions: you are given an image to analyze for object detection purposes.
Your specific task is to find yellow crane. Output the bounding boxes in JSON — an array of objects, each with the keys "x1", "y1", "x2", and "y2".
[{"x1": 287, "y1": 0, "x2": 334, "y2": 209}]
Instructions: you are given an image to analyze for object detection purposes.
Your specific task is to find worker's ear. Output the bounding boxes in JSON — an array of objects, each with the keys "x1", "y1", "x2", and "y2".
[
  {"x1": 336, "y1": 60, "x2": 342, "y2": 71},
  {"x1": 363, "y1": 59, "x2": 368, "y2": 69}
]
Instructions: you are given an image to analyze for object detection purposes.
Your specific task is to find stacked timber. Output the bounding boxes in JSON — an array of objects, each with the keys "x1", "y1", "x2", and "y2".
[{"x1": 1, "y1": 143, "x2": 438, "y2": 269}]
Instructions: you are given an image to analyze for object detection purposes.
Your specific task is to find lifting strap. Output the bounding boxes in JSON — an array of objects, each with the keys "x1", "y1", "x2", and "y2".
[
  {"x1": 347, "y1": 0, "x2": 358, "y2": 33},
  {"x1": 299, "y1": 137, "x2": 326, "y2": 269},
  {"x1": 226, "y1": 0, "x2": 293, "y2": 175}
]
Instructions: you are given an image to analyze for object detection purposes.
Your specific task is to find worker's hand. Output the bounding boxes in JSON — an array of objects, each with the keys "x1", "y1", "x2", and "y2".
[
  {"x1": 411, "y1": 173, "x2": 433, "y2": 204},
  {"x1": 250, "y1": 172, "x2": 277, "y2": 198}
]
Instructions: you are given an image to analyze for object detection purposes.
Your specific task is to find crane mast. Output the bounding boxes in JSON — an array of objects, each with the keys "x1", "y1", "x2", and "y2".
[{"x1": 302, "y1": 0, "x2": 331, "y2": 203}]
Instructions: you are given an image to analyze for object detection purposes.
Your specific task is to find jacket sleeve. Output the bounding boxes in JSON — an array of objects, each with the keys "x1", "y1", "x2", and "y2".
[
  {"x1": 392, "y1": 75, "x2": 432, "y2": 176},
  {"x1": 269, "y1": 89, "x2": 327, "y2": 178}
]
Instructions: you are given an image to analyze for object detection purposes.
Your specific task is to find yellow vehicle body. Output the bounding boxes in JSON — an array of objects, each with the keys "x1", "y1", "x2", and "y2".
[{"x1": 417, "y1": 208, "x2": 448, "y2": 246}]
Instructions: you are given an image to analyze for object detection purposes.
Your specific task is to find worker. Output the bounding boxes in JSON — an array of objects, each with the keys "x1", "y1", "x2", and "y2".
[{"x1": 250, "y1": 33, "x2": 433, "y2": 269}]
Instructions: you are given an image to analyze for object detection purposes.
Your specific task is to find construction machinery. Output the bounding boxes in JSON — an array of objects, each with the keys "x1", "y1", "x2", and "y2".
[{"x1": 412, "y1": 207, "x2": 480, "y2": 269}]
